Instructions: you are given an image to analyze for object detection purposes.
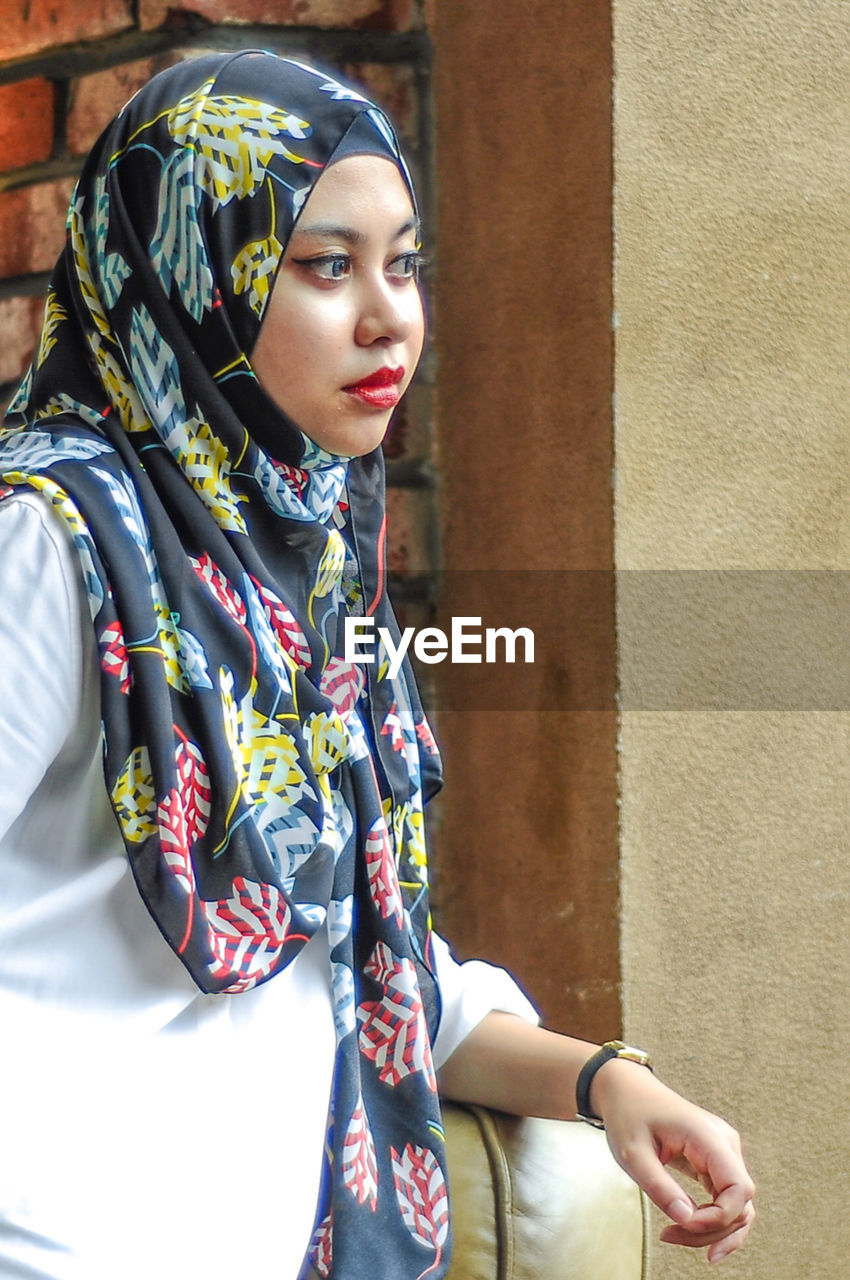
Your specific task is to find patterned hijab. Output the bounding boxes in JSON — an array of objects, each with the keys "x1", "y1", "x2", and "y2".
[{"x1": 0, "y1": 51, "x2": 450, "y2": 1280}]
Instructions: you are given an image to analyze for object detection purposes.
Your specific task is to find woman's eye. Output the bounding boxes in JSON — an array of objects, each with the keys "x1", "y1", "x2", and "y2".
[
  {"x1": 298, "y1": 254, "x2": 350, "y2": 281},
  {"x1": 387, "y1": 252, "x2": 426, "y2": 281}
]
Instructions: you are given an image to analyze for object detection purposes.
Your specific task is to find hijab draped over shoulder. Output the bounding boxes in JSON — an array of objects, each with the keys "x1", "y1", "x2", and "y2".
[{"x1": 0, "y1": 51, "x2": 450, "y2": 1280}]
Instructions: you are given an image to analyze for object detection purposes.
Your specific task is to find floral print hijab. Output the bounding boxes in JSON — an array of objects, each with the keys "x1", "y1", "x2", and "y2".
[{"x1": 0, "y1": 51, "x2": 449, "y2": 1280}]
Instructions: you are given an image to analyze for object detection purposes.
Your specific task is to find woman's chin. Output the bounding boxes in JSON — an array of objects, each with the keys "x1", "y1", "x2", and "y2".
[{"x1": 300, "y1": 412, "x2": 393, "y2": 459}]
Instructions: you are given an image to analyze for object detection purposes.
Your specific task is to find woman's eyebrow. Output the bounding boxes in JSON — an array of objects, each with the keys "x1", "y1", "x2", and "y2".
[{"x1": 292, "y1": 216, "x2": 420, "y2": 244}]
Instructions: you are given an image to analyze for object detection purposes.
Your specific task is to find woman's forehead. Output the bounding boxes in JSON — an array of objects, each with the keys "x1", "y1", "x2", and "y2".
[{"x1": 291, "y1": 155, "x2": 418, "y2": 241}]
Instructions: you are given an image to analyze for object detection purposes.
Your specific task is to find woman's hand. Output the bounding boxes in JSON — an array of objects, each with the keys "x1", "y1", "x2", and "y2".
[
  {"x1": 437, "y1": 1013, "x2": 755, "y2": 1264},
  {"x1": 592, "y1": 1057, "x2": 756, "y2": 1263}
]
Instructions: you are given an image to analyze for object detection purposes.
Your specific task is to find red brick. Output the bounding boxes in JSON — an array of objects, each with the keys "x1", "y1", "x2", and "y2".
[
  {"x1": 0, "y1": 1, "x2": 133, "y2": 61},
  {"x1": 0, "y1": 178, "x2": 75, "y2": 280},
  {"x1": 67, "y1": 53, "x2": 192, "y2": 158},
  {"x1": 139, "y1": 0, "x2": 418, "y2": 33},
  {"x1": 0, "y1": 79, "x2": 55, "y2": 173},
  {"x1": 0, "y1": 295, "x2": 44, "y2": 385},
  {"x1": 343, "y1": 61, "x2": 419, "y2": 145},
  {"x1": 385, "y1": 485, "x2": 436, "y2": 574}
]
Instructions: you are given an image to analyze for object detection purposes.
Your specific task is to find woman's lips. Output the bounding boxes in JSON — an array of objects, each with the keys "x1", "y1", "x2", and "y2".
[{"x1": 344, "y1": 366, "x2": 405, "y2": 409}]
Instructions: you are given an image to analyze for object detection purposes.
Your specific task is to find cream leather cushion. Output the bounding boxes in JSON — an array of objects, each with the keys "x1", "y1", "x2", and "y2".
[{"x1": 443, "y1": 1102, "x2": 648, "y2": 1280}]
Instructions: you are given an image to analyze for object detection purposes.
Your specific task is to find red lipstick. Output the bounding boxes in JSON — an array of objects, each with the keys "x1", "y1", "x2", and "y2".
[{"x1": 344, "y1": 366, "x2": 405, "y2": 409}]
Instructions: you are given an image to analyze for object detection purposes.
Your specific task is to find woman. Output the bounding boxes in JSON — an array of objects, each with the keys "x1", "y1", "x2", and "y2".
[{"x1": 0, "y1": 51, "x2": 753, "y2": 1279}]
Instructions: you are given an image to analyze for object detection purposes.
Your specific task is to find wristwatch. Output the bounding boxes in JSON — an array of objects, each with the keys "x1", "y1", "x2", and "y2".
[{"x1": 575, "y1": 1040, "x2": 653, "y2": 1128}]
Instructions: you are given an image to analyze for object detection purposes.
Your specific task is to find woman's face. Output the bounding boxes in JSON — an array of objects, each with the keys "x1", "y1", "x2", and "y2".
[{"x1": 250, "y1": 153, "x2": 425, "y2": 457}]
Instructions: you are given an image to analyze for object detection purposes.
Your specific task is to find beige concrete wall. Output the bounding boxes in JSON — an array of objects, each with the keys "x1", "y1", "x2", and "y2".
[{"x1": 614, "y1": 3, "x2": 849, "y2": 1278}]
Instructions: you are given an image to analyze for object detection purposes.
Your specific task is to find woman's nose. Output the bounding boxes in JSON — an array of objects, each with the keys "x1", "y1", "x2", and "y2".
[{"x1": 354, "y1": 272, "x2": 417, "y2": 346}]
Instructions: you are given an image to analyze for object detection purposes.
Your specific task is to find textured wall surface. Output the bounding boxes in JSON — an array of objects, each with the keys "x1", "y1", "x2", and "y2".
[{"x1": 614, "y1": 2, "x2": 849, "y2": 1276}]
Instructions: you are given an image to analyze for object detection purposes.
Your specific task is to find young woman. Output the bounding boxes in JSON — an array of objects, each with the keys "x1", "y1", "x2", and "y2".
[{"x1": 0, "y1": 51, "x2": 754, "y2": 1279}]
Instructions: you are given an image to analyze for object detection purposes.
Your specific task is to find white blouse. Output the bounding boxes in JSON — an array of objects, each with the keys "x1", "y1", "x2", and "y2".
[{"x1": 0, "y1": 492, "x2": 536, "y2": 1280}]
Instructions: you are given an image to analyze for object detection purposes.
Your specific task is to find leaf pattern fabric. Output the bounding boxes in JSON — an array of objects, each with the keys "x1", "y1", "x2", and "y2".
[
  {"x1": 0, "y1": 51, "x2": 448, "y2": 1280},
  {"x1": 391, "y1": 1144, "x2": 450, "y2": 1280}
]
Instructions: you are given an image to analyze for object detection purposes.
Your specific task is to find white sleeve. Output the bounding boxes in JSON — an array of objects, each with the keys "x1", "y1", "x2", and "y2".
[
  {"x1": 429, "y1": 931, "x2": 539, "y2": 1069},
  {"x1": 0, "y1": 493, "x2": 84, "y2": 842}
]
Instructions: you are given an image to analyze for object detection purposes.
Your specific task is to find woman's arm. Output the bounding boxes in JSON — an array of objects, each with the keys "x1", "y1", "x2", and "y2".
[
  {"x1": 437, "y1": 1011, "x2": 755, "y2": 1265},
  {"x1": 0, "y1": 495, "x2": 84, "y2": 839}
]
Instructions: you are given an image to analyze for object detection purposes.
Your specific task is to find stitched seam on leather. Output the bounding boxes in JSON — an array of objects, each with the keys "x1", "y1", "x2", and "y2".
[
  {"x1": 640, "y1": 1189, "x2": 651, "y2": 1280},
  {"x1": 468, "y1": 1105, "x2": 515, "y2": 1280}
]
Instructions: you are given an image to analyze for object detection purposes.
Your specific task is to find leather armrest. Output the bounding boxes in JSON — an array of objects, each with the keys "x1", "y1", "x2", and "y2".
[{"x1": 443, "y1": 1101, "x2": 648, "y2": 1280}]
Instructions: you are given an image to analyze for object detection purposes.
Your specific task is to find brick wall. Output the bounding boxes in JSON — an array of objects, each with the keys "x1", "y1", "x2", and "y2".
[{"x1": 0, "y1": 0, "x2": 437, "y2": 581}]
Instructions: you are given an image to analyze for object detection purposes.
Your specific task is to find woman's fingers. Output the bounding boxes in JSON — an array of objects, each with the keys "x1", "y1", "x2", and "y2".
[
  {"x1": 707, "y1": 1207, "x2": 757, "y2": 1264},
  {"x1": 611, "y1": 1136, "x2": 702, "y2": 1225},
  {"x1": 676, "y1": 1120, "x2": 756, "y2": 1232},
  {"x1": 660, "y1": 1197, "x2": 756, "y2": 1260}
]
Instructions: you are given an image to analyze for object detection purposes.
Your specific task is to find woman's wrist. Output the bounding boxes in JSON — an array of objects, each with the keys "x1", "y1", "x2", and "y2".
[
  {"x1": 575, "y1": 1040, "x2": 654, "y2": 1126},
  {"x1": 588, "y1": 1051, "x2": 661, "y2": 1123}
]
